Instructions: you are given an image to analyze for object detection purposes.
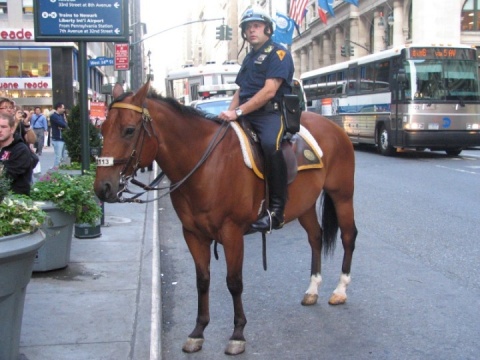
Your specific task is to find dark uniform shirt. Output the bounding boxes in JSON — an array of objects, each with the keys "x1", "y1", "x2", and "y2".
[{"x1": 236, "y1": 39, "x2": 294, "y2": 105}]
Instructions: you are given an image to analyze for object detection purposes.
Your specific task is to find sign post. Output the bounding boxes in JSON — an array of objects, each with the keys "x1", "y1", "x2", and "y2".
[{"x1": 34, "y1": 0, "x2": 129, "y2": 173}]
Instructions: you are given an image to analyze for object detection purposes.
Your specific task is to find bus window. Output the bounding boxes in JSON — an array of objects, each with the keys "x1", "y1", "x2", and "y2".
[
  {"x1": 375, "y1": 61, "x2": 391, "y2": 91},
  {"x1": 347, "y1": 67, "x2": 357, "y2": 95}
]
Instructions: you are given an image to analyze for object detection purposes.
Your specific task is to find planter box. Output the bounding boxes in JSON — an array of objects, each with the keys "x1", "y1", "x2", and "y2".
[
  {"x1": 0, "y1": 230, "x2": 45, "y2": 360},
  {"x1": 75, "y1": 218, "x2": 102, "y2": 239},
  {"x1": 33, "y1": 202, "x2": 75, "y2": 272}
]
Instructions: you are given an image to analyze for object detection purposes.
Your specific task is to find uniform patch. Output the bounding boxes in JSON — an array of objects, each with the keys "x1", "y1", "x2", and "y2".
[{"x1": 276, "y1": 50, "x2": 286, "y2": 61}]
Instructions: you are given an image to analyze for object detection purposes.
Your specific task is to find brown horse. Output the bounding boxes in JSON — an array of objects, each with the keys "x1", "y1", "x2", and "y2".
[{"x1": 94, "y1": 81, "x2": 357, "y2": 355}]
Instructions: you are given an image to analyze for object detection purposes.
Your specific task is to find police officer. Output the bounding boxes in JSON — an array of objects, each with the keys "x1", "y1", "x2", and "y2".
[{"x1": 219, "y1": 7, "x2": 294, "y2": 232}]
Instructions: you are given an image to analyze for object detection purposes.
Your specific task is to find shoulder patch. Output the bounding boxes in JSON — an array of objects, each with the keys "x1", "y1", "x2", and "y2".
[{"x1": 276, "y1": 50, "x2": 286, "y2": 61}]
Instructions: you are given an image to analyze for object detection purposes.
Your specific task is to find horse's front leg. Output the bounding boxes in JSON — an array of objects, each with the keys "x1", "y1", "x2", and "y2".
[
  {"x1": 298, "y1": 207, "x2": 323, "y2": 306},
  {"x1": 181, "y1": 229, "x2": 212, "y2": 353},
  {"x1": 222, "y1": 232, "x2": 247, "y2": 355}
]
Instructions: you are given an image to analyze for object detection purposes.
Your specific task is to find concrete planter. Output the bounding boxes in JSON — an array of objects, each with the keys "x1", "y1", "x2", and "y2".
[
  {"x1": 0, "y1": 229, "x2": 45, "y2": 360},
  {"x1": 33, "y1": 202, "x2": 75, "y2": 272}
]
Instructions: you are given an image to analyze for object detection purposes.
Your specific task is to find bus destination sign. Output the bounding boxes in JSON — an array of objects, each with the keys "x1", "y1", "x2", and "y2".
[
  {"x1": 408, "y1": 47, "x2": 476, "y2": 60},
  {"x1": 34, "y1": 0, "x2": 129, "y2": 42}
]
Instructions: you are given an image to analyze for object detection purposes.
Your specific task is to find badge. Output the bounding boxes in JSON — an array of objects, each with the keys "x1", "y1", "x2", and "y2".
[
  {"x1": 254, "y1": 54, "x2": 267, "y2": 64},
  {"x1": 303, "y1": 149, "x2": 316, "y2": 162},
  {"x1": 276, "y1": 50, "x2": 286, "y2": 61},
  {"x1": 264, "y1": 45, "x2": 273, "y2": 53}
]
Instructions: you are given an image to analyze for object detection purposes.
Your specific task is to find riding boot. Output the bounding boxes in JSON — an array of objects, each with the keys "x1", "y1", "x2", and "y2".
[{"x1": 251, "y1": 150, "x2": 287, "y2": 232}]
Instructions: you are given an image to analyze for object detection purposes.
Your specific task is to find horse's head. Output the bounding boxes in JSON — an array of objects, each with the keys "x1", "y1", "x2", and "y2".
[{"x1": 94, "y1": 81, "x2": 158, "y2": 202}]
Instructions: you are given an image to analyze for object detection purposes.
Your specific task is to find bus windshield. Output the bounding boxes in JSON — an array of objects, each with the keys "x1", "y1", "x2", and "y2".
[{"x1": 406, "y1": 59, "x2": 480, "y2": 101}]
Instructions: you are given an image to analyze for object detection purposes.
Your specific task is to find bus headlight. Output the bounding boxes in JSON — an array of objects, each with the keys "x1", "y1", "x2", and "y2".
[{"x1": 467, "y1": 123, "x2": 479, "y2": 130}]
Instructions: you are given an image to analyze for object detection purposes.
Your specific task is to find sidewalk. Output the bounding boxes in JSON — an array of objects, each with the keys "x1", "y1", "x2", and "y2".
[{"x1": 18, "y1": 147, "x2": 161, "y2": 360}]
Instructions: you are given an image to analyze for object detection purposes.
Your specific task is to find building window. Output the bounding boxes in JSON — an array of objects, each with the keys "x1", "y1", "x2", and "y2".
[
  {"x1": 0, "y1": 0, "x2": 7, "y2": 14},
  {"x1": 461, "y1": 0, "x2": 480, "y2": 31},
  {"x1": 0, "y1": 48, "x2": 51, "y2": 78},
  {"x1": 23, "y1": 0, "x2": 33, "y2": 14}
]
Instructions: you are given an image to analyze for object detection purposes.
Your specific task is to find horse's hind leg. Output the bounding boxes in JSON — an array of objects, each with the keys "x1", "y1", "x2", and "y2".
[
  {"x1": 182, "y1": 230, "x2": 212, "y2": 353},
  {"x1": 298, "y1": 205, "x2": 323, "y2": 306},
  {"x1": 328, "y1": 197, "x2": 357, "y2": 305}
]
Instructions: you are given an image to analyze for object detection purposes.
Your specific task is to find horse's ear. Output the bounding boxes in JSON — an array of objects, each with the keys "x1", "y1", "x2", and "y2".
[
  {"x1": 112, "y1": 83, "x2": 124, "y2": 99},
  {"x1": 133, "y1": 81, "x2": 150, "y2": 104}
]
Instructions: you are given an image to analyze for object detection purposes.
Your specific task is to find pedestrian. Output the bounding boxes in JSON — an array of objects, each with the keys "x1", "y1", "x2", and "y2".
[
  {"x1": 219, "y1": 7, "x2": 294, "y2": 232},
  {"x1": 50, "y1": 102, "x2": 68, "y2": 168},
  {"x1": 0, "y1": 112, "x2": 33, "y2": 195},
  {"x1": 30, "y1": 106, "x2": 48, "y2": 155},
  {"x1": 43, "y1": 108, "x2": 52, "y2": 147},
  {"x1": 0, "y1": 97, "x2": 15, "y2": 116},
  {"x1": 14, "y1": 106, "x2": 37, "y2": 146}
]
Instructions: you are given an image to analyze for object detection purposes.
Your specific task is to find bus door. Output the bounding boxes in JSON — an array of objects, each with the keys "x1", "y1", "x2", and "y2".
[
  {"x1": 344, "y1": 64, "x2": 359, "y2": 139},
  {"x1": 390, "y1": 58, "x2": 407, "y2": 148}
]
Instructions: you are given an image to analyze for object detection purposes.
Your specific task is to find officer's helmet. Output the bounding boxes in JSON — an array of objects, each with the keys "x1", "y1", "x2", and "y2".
[{"x1": 239, "y1": 7, "x2": 274, "y2": 33}]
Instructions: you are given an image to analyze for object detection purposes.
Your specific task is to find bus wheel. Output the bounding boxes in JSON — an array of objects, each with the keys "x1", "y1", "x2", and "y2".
[
  {"x1": 378, "y1": 125, "x2": 395, "y2": 156},
  {"x1": 445, "y1": 148, "x2": 462, "y2": 156}
]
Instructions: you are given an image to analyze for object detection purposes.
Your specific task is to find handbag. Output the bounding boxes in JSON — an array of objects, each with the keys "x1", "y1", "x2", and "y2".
[{"x1": 282, "y1": 94, "x2": 302, "y2": 134}]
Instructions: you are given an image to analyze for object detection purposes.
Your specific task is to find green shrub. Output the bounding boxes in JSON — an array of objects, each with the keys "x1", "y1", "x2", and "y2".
[{"x1": 63, "y1": 105, "x2": 102, "y2": 163}]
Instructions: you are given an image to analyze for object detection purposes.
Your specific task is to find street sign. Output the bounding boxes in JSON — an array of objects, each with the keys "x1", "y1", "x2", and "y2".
[
  {"x1": 114, "y1": 43, "x2": 130, "y2": 70},
  {"x1": 33, "y1": 0, "x2": 129, "y2": 42},
  {"x1": 88, "y1": 57, "x2": 115, "y2": 67}
]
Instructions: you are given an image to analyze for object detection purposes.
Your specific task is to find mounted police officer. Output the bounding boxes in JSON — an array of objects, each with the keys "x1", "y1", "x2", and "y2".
[{"x1": 219, "y1": 7, "x2": 294, "y2": 232}]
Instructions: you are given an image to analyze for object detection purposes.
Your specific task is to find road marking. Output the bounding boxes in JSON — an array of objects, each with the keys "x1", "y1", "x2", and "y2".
[
  {"x1": 435, "y1": 165, "x2": 479, "y2": 175},
  {"x1": 150, "y1": 163, "x2": 161, "y2": 360}
]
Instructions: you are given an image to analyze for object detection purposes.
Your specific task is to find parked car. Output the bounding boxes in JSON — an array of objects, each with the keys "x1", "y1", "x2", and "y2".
[{"x1": 190, "y1": 97, "x2": 232, "y2": 116}]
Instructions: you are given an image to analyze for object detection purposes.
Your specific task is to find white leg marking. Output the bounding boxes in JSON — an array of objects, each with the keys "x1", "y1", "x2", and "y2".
[
  {"x1": 332, "y1": 273, "x2": 351, "y2": 297},
  {"x1": 305, "y1": 274, "x2": 322, "y2": 295}
]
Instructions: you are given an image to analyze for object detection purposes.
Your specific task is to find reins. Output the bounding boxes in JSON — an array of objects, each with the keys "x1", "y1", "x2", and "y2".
[{"x1": 107, "y1": 101, "x2": 231, "y2": 203}]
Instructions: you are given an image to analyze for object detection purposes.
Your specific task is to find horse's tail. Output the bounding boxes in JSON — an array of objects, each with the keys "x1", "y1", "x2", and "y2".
[{"x1": 321, "y1": 192, "x2": 339, "y2": 256}]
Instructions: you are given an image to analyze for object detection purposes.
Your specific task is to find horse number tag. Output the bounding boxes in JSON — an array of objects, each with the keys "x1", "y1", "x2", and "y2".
[{"x1": 96, "y1": 157, "x2": 114, "y2": 167}]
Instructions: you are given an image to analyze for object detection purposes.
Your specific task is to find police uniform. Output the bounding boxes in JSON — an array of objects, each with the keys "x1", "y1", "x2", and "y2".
[
  {"x1": 236, "y1": 39, "x2": 294, "y2": 157},
  {"x1": 236, "y1": 36, "x2": 294, "y2": 231}
]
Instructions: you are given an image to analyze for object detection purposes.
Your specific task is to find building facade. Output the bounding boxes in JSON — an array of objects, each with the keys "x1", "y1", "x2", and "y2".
[
  {"x1": 0, "y1": 0, "x2": 146, "y2": 112},
  {"x1": 290, "y1": 0, "x2": 477, "y2": 78}
]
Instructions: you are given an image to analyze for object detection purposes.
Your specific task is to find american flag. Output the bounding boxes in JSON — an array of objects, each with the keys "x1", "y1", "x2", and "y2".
[{"x1": 289, "y1": 0, "x2": 309, "y2": 25}]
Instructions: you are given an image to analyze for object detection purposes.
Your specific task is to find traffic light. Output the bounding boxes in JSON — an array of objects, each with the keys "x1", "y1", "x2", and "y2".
[
  {"x1": 341, "y1": 45, "x2": 346, "y2": 57},
  {"x1": 216, "y1": 25, "x2": 225, "y2": 40},
  {"x1": 225, "y1": 25, "x2": 233, "y2": 40},
  {"x1": 349, "y1": 46, "x2": 354, "y2": 56}
]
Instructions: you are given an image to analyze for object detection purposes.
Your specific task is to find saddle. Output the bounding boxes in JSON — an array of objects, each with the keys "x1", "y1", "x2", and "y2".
[{"x1": 231, "y1": 119, "x2": 323, "y2": 183}]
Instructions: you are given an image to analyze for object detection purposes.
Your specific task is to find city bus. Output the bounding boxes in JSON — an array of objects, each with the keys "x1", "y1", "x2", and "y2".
[
  {"x1": 301, "y1": 44, "x2": 480, "y2": 156},
  {"x1": 165, "y1": 61, "x2": 240, "y2": 105}
]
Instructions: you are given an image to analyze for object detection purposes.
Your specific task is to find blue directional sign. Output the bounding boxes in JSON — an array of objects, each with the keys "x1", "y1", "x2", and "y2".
[{"x1": 34, "y1": 0, "x2": 129, "y2": 42}]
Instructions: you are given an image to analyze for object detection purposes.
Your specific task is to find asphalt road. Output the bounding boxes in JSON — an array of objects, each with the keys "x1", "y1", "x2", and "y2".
[{"x1": 158, "y1": 147, "x2": 480, "y2": 360}]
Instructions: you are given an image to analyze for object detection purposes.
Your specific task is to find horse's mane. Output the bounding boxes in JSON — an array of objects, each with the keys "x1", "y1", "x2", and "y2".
[{"x1": 109, "y1": 87, "x2": 221, "y2": 123}]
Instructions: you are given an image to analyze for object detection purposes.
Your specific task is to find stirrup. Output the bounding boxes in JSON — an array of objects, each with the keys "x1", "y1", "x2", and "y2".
[{"x1": 265, "y1": 209, "x2": 284, "y2": 233}]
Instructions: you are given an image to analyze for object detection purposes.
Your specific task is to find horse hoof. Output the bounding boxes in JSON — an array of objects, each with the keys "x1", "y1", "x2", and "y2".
[
  {"x1": 301, "y1": 293, "x2": 318, "y2": 306},
  {"x1": 182, "y1": 337, "x2": 204, "y2": 353},
  {"x1": 328, "y1": 293, "x2": 347, "y2": 305},
  {"x1": 224, "y1": 340, "x2": 246, "y2": 355}
]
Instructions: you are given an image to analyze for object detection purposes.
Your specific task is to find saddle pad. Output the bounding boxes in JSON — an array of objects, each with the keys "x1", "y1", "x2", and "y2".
[{"x1": 230, "y1": 122, "x2": 323, "y2": 180}]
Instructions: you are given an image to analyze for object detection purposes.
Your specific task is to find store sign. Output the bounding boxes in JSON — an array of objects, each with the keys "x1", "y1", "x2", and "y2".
[
  {"x1": 0, "y1": 78, "x2": 52, "y2": 90},
  {"x1": 0, "y1": 28, "x2": 34, "y2": 41}
]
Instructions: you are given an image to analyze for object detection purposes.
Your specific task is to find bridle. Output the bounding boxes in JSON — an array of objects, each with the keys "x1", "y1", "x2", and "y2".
[{"x1": 99, "y1": 100, "x2": 231, "y2": 203}]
